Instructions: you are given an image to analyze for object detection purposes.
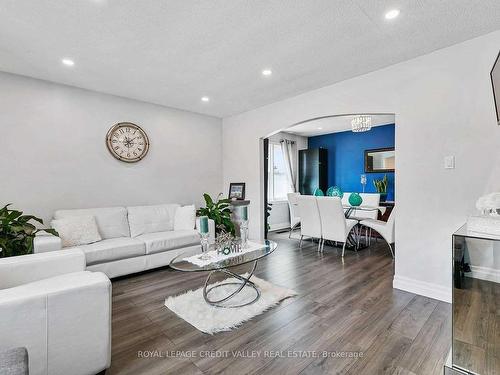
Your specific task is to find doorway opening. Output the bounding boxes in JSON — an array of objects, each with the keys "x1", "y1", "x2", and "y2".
[{"x1": 262, "y1": 113, "x2": 395, "y2": 242}]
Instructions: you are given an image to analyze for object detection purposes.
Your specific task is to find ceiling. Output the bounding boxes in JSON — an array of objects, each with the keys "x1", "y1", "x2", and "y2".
[
  {"x1": 0, "y1": 1, "x2": 499, "y2": 118},
  {"x1": 285, "y1": 114, "x2": 395, "y2": 137}
]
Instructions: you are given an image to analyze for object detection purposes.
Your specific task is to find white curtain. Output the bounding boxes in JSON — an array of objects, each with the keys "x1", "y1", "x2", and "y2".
[{"x1": 280, "y1": 139, "x2": 297, "y2": 192}]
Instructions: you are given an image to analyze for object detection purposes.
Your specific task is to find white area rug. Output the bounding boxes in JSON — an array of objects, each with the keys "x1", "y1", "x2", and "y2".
[{"x1": 164, "y1": 274, "x2": 297, "y2": 334}]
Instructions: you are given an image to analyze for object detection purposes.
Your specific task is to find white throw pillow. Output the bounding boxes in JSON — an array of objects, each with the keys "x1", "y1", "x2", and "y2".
[
  {"x1": 54, "y1": 207, "x2": 130, "y2": 239},
  {"x1": 51, "y1": 215, "x2": 102, "y2": 248},
  {"x1": 174, "y1": 205, "x2": 196, "y2": 231}
]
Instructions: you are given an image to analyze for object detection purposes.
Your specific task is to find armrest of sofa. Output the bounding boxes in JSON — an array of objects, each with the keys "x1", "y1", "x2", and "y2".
[
  {"x1": 0, "y1": 271, "x2": 111, "y2": 375},
  {"x1": 195, "y1": 218, "x2": 216, "y2": 244},
  {"x1": 34, "y1": 233, "x2": 62, "y2": 253},
  {"x1": 0, "y1": 249, "x2": 86, "y2": 290}
]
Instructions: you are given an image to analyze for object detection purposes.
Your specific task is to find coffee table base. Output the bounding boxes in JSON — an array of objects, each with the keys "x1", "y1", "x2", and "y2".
[{"x1": 203, "y1": 260, "x2": 260, "y2": 308}]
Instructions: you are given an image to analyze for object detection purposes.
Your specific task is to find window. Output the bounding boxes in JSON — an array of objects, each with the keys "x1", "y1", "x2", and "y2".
[{"x1": 268, "y1": 143, "x2": 292, "y2": 201}]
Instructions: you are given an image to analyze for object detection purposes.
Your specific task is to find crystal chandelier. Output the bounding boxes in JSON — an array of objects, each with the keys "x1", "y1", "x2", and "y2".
[{"x1": 351, "y1": 115, "x2": 372, "y2": 132}]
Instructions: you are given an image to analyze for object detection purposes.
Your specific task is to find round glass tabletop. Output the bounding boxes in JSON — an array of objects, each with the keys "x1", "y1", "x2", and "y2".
[{"x1": 169, "y1": 239, "x2": 277, "y2": 272}]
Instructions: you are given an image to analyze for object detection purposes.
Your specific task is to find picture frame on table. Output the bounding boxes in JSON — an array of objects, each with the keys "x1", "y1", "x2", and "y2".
[{"x1": 228, "y1": 183, "x2": 246, "y2": 200}]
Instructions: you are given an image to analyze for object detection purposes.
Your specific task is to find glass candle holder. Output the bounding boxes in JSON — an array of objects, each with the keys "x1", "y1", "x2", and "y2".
[
  {"x1": 200, "y1": 232, "x2": 210, "y2": 260},
  {"x1": 240, "y1": 219, "x2": 249, "y2": 248}
]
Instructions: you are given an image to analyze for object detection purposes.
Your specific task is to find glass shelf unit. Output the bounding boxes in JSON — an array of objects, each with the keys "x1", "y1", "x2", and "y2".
[{"x1": 451, "y1": 224, "x2": 500, "y2": 375}]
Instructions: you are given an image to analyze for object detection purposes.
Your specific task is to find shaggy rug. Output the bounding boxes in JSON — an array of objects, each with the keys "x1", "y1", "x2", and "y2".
[{"x1": 164, "y1": 274, "x2": 297, "y2": 334}]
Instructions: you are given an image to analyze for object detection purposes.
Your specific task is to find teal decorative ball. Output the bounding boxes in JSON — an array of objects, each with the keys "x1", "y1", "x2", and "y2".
[
  {"x1": 348, "y1": 192, "x2": 363, "y2": 206},
  {"x1": 326, "y1": 186, "x2": 335, "y2": 196},
  {"x1": 313, "y1": 188, "x2": 324, "y2": 196},
  {"x1": 331, "y1": 186, "x2": 344, "y2": 198}
]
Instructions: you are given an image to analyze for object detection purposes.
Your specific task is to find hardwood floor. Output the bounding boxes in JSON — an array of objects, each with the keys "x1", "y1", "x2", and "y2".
[
  {"x1": 107, "y1": 231, "x2": 451, "y2": 375},
  {"x1": 453, "y1": 276, "x2": 500, "y2": 375}
]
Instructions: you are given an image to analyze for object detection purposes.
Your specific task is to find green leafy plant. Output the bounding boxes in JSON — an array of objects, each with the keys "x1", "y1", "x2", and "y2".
[
  {"x1": 373, "y1": 174, "x2": 388, "y2": 194},
  {"x1": 0, "y1": 204, "x2": 58, "y2": 258},
  {"x1": 197, "y1": 193, "x2": 235, "y2": 235}
]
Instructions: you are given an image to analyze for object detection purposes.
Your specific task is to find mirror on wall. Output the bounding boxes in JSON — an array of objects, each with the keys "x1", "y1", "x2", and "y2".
[
  {"x1": 491, "y1": 50, "x2": 500, "y2": 125},
  {"x1": 365, "y1": 147, "x2": 395, "y2": 173}
]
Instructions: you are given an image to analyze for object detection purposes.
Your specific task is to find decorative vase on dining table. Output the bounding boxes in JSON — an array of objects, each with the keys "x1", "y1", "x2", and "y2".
[{"x1": 348, "y1": 192, "x2": 363, "y2": 206}]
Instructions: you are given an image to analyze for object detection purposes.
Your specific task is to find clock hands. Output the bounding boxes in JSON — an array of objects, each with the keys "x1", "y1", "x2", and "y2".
[{"x1": 122, "y1": 136, "x2": 137, "y2": 149}]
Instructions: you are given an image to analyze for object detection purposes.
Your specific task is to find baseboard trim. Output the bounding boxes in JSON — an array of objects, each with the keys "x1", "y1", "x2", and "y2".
[
  {"x1": 393, "y1": 275, "x2": 452, "y2": 303},
  {"x1": 469, "y1": 265, "x2": 500, "y2": 283}
]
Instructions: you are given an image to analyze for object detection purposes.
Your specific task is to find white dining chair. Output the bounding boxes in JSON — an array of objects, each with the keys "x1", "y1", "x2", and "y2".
[
  {"x1": 356, "y1": 193, "x2": 380, "y2": 219},
  {"x1": 287, "y1": 192, "x2": 301, "y2": 238},
  {"x1": 297, "y1": 195, "x2": 322, "y2": 251},
  {"x1": 355, "y1": 193, "x2": 381, "y2": 244},
  {"x1": 316, "y1": 196, "x2": 358, "y2": 256},
  {"x1": 341, "y1": 192, "x2": 351, "y2": 206},
  {"x1": 360, "y1": 207, "x2": 396, "y2": 258}
]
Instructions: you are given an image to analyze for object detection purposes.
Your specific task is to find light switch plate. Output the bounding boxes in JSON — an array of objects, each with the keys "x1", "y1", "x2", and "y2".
[{"x1": 444, "y1": 156, "x2": 455, "y2": 169}]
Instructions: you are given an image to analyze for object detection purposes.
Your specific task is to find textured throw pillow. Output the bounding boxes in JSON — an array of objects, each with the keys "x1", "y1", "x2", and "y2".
[
  {"x1": 51, "y1": 215, "x2": 102, "y2": 248},
  {"x1": 174, "y1": 205, "x2": 196, "y2": 231}
]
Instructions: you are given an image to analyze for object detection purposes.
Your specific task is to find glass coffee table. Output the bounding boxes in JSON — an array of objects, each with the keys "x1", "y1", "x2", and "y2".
[{"x1": 170, "y1": 240, "x2": 277, "y2": 308}]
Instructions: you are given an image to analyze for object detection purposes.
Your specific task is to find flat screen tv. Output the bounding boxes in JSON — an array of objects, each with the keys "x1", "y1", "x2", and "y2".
[{"x1": 491, "y1": 50, "x2": 500, "y2": 126}]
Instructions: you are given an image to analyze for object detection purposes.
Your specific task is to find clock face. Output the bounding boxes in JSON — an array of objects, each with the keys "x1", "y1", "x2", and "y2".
[{"x1": 106, "y1": 122, "x2": 150, "y2": 163}]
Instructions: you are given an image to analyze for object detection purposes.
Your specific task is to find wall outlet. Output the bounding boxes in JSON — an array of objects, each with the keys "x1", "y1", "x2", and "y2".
[{"x1": 444, "y1": 156, "x2": 455, "y2": 169}]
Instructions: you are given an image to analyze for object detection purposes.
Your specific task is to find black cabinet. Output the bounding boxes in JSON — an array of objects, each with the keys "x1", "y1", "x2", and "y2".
[{"x1": 298, "y1": 148, "x2": 328, "y2": 195}]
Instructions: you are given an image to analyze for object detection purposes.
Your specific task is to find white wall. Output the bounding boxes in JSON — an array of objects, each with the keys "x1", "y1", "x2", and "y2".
[
  {"x1": 222, "y1": 30, "x2": 500, "y2": 302},
  {"x1": 0, "y1": 72, "x2": 222, "y2": 224}
]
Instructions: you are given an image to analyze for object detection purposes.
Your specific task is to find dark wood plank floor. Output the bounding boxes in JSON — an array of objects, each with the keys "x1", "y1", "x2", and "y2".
[
  {"x1": 453, "y1": 276, "x2": 500, "y2": 375},
  {"x1": 107, "y1": 231, "x2": 451, "y2": 375}
]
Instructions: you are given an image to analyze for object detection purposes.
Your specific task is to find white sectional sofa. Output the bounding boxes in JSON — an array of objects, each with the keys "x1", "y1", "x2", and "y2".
[
  {"x1": 34, "y1": 204, "x2": 215, "y2": 278},
  {"x1": 0, "y1": 249, "x2": 111, "y2": 375}
]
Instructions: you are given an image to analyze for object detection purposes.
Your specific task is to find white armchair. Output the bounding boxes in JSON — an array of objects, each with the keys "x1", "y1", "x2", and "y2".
[{"x1": 0, "y1": 250, "x2": 111, "y2": 375}]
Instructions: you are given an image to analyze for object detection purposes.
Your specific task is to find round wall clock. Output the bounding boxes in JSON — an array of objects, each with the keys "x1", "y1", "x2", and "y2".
[{"x1": 106, "y1": 122, "x2": 150, "y2": 163}]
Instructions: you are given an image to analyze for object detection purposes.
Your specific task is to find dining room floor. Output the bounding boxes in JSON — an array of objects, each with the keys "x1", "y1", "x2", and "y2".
[{"x1": 107, "y1": 230, "x2": 451, "y2": 375}]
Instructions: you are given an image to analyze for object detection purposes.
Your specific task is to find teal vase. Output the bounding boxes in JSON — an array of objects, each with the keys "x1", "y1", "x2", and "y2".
[
  {"x1": 348, "y1": 192, "x2": 363, "y2": 206},
  {"x1": 313, "y1": 188, "x2": 324, "y2": 196},
  {"x1": 331, "y1": 186, "x2": 344, "y2": 198},
  {"x1": 326, "y1": 186, "x2": 343, "y2": 198}
]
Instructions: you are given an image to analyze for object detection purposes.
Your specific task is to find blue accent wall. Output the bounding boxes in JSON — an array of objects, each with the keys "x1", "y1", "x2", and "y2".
[{"x1": 308, "y1": 124, "x2": 395, "y2": 201}]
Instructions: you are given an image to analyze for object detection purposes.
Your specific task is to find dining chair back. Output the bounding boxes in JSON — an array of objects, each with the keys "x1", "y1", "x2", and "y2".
[
  {"x1": 287, "y1": 192, "x2": 301, "y2": 228},
  {"x1": 385, "y1": 206, "x2": 396, "y2": 243},
  {"x1": 359, "y1": 206, "x2": 397, "y2": 257},
  {"x1": 355, "y1": 193, "x2": 381, "y2": 219},
  {"x1": 297, "y1": 195, "x2": 321, "y2": 240},
  {"x1": 316, "y1": 196, "x2": 349, "y2": 242},
  {"x1": 341, "y1": 192, "x2": 351, "y2": 206}
]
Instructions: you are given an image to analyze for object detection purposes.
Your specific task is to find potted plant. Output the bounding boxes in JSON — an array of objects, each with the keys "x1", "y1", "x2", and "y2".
[
  {"x1": 373, "y1": 175, "x2": 389, "y2": 202},
  {"x1": 0, "y1": 204, "x2": 58, "y2": 258},
  {"x1": 197, "y1": 193, "x2": 235, "y2": 236}
]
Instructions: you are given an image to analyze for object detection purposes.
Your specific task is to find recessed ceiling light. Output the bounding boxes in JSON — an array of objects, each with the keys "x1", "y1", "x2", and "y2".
[
  {"x1": 317, "y1": 127, "x2": 323, "y2": 130},
  {"x1": 201, "y1": 96, "x2": 210, "y2": 102},
  {"x1": 385, "y1": 9, "x2": 400, "y2": 20},
  {"x1": 61, "y1": 58, "x2": 75, "y2": 66},
  {"x1": 262, "y1": 69, "x2": 272, "y2": 76}
]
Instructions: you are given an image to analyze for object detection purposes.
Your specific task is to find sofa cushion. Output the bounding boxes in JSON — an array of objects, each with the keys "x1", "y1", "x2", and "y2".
[
  {"x1": 136, "y1": 230, "x2": 199, "y2": 255},
  {"x1": 127, "y1": 204, "x2": 180, "y2": 237},
  {"x1": 68, "y1": 238, "x2": 146, "y2": 266},
  {"x1": 54, "y1": 207, "x2": 130, "y2": 239}
]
